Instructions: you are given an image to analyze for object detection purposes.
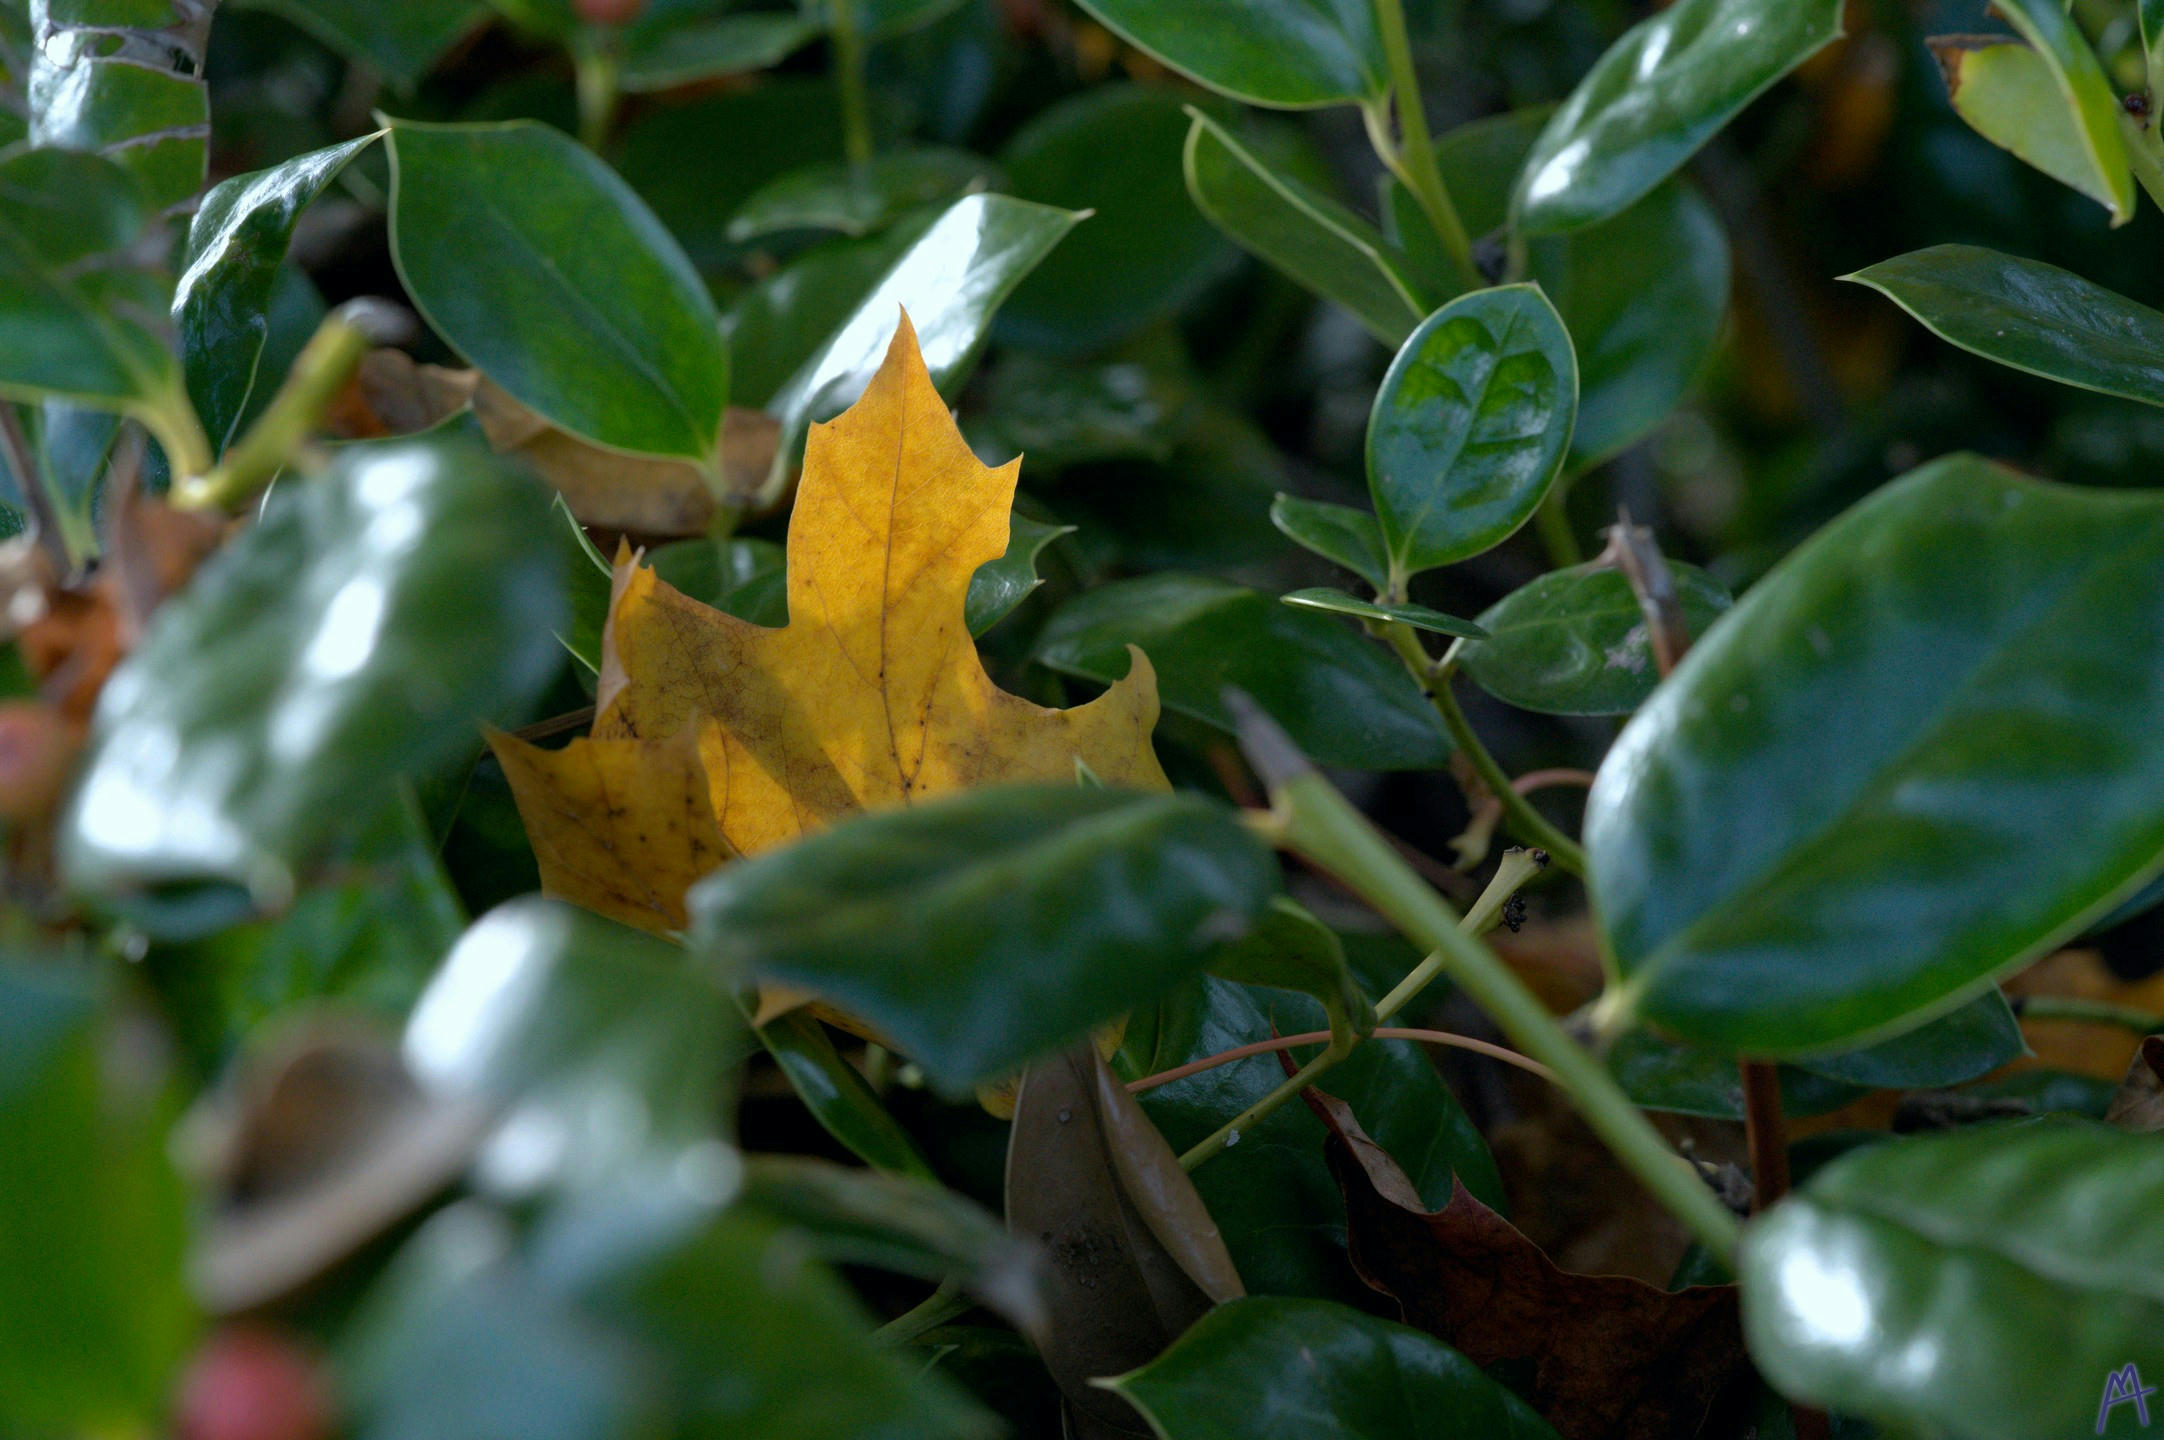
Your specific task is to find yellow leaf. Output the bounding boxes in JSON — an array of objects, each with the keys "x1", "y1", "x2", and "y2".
[{"x1": 494, "y1": 310, "x2": 1167, "y2": 933}]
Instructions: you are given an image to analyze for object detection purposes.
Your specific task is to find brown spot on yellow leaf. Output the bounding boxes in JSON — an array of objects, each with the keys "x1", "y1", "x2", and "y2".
[{"x1": 497, "y1": 309, "x2": 1167, "y2": 939}]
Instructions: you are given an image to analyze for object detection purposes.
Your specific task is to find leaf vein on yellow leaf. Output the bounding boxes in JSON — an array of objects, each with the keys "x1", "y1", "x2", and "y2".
[{"x1": 492, "y1": 310, "x2": 1168, "y2": 938}]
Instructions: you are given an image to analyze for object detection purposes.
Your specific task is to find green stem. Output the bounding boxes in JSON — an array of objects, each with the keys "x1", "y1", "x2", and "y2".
[
  {"x1": 1255, "y1": 767, "x2": 1741, "y2": 1266},
  {"x1": 1534, "y1": 488, "x2": 1583, "y2": 568},
  {"x1": 574, "y1": 37, "x2": 621, "y2": 152},
  {"x1": 874, "y1": 1281, "x2": 971, "y2": 1345},
  {"x1": 1181, "y1": 851, "x2": 1543, "y2": 1172},
  {"x1": 1369, "y1": 0, "x2": 1478, "y2": 290},
  {"x1": 1378, "y1": 622, "x2": 1589, "y2": 875},
  {"x1": 170, "y1": 304, "x2": 374, "y2": 512},
  {"x1": 137, "y1": 380, "x2": 214, "y2": 490},
  {"x1": 829, "y1": 0, "x2": 874, "y2": 172},
  {"x1": 2016, "y1": 995, "x2": 2164, "y2": 1033}
]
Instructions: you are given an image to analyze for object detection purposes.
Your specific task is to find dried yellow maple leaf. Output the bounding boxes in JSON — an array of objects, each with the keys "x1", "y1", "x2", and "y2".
[{"x1": 490, "y1": 310, "x2": 1168, "y2": 936}]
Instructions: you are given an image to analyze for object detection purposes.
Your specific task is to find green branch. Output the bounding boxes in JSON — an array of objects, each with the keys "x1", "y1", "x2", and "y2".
[{"x1": 1368, "y1": 0, "x2": 1478, "y2": 291}]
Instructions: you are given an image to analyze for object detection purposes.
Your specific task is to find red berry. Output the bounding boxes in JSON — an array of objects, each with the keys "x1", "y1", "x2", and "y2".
[
  {"x1": 574, "y1": 0, "x2": 645, "y2": 24},
  {"x1": 176, "y1": 1328, "x2": 335, "y2": 1440}
]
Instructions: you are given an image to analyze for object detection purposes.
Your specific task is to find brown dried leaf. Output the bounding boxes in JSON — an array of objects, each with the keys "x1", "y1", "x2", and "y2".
[
  {"x1": 1006, "y1": 1045, "x2": 1242, "y2": 1436},
  {"x1": 1317, "y1": 1088, "x2": 1743, "y2": 1440},
  {"x1": 2107, "y1": 1034, "x2": 2164, "y2": 1133}
]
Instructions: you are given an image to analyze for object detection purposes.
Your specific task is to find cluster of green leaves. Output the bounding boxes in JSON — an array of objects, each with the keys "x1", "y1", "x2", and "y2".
[{"x1": 13, "y1": 1, "x2": 2164, "y2": 1438}]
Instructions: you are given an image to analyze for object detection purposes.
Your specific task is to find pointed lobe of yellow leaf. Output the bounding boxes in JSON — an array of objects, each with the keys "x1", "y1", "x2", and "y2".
[{"x1": 495, "y1": 310, "x2": 1167, "y2": 931}]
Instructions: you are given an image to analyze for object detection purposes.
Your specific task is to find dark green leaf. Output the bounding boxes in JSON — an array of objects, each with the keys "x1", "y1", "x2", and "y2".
[
  {"x1": 1368, "y1": 284, "x2": 1576, "y2": 583},
  {"x1": 1433, "y1": 109, "x2": 1729, "y2": 465},
  {"x1": 32, "y1": 400, "x2": 120, "y2": 567},
  {"x1": 1123, "y1": 974, "x2": 1500, "y2": 1299},
  {"x1": 1988, "y1": 0, "x2": 2134, "y2": 223},
  {"x1": 1107, "y1": 1296, "x2": 1559, "y2": 1439},
  {"x1": 62, "y1": 436, "x2": 566, "y2": 909},
  {"x1": 177, "y1": 135, "x2": 377, "y2": 452},
  {"x1": 1741, "y1": 1118, "x2": 2164, "y2": 1440},
  {"x1": 726, "y1": 147, "x2": 997, "y2": 241},
  {"x1": 404, "y1": 897, "x2": 745, "y2": 1185},
  {"x1": 724, "y1": 213, "x2": 935, "y2": 410},
  {"x1": 1281, "y1": 587, "x2": 1488, "y2": 640},
  {"x1": 969, "y1": 351, "x2": 1192, "y2": 470},
  {"x1": 965, "y1": 512, "x2": 1070, "y2": 636},
  {"x1": 620, "y1": 12, "x2": 823, "y2": 91},
  {"x1": 799, "y1": 0, "x2": 970, "y2": 41},
  {"x1": 1036, "y1": 573, "x2": 1451, "y2": 770},
  {"x1": 1459, "y1": 561, "x2": 1732, "y2": 716},
  {"x1": 764, "y1": 193, "x2": 1082, "y2": 482},
  {"x1": 0, "y1": 962, "x2": 192, "y2": 1435},
  {"x1": 1271, "y1": 493, "x2": 1390, "y2": 592},
  {"x1": 1846, "y1": 245, "x2": 2164, "y2": 408},
  {"x1": 1588, "y1": 454, "x2": 2164, "y2": 1054},
  {"x1": 1606, "y1": 1028, "x2": 1863, "y2": 1121},
  {"x1": 1513, "y1": 0, "x2": 1844, "y2": 234},
  {"x1": 1789, "y1": 988, "x2": 2026, "y2": 1090},
  {"x1": 689, "y1": 786, "x2": 1280, "y2": 1093},
  {"x1": 28, "y1": 0, "x2": 211, "y2": 214},
  {"x1": 756, "y1": 1009, "x2": 938, "y2": 1179},
  {"x1": 998, "y1": 84, "x2": 1236, "y2": 353},
  {"x1": 1207, "y1": 896, "x2": 1374, "y2": 1043},
  {"x1": 387, "y1": 119, "x2": 729, "y2": 462},
  {"x1": 1184, "y1": 111, "x2": 1427, "y2": 346},
  {"x1": 0, "y1": 147, "x2": 183, "y2": 417},
  {"x1": 230, "y1": 0, "x2": 484, "y2": 91},
  {"x1": 1069, "y1": 0, "x2": 1384, "y2": 108}
]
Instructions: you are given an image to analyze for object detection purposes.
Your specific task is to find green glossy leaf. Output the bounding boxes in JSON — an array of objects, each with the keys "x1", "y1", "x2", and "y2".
[
  {"x1": 405, "y1": 898, "x2": 743, "y2": 1187},
  {"x1": 32, "y1": 400, "x2": 120, "y2": 567},
  {"x1": 1185, "y1": 111, "x2": 1427, "y2": 346},
  {"x1": 1459, "y1": 561, "x2": 1732, "y2": 716},
  {"x1": 689, "y1": 786, "x2": 1280, "y2": 1094},
  {"x1": 725, "y1": 213, "x2": 933, "y2": 410},
  {"x1": 387, "y1": 119, "x2": 729, "y2": 463},
  {"x1": 1789, "y1": 988, "x2": 2025, "y2": 1090},
  {"x1": 1368, "y1": 284, "x2": 1576, "y2": 583},
  {"x1": 969, "y1": 351, "x2": 1192, "y2": 470},
  {"x1": 1070, "y1": 0, "x2": 1383, "y2": 108},
  {"x1": 0, "y1": 963, "x2": 192, "y2": 1435},
  {"x1": 1514, "y1": 0, "x2": 1844, "y2": 234},
  {"x1": 1741, "y1": 1118, "x2": 2164, "y2": 1440},
  {"x1": 62, "y1": 436, "x2": 566, "y2": 910},
  {"x1": 1281, "y1": 587, "x2": 1488, "y2": 640},
  {"x1": 621, "y1": 12, "x2": 823, "y2": 91},
  {"x1": 29, "y1": 0, "x2": 210, "y2": 214},
  {"x1": 231, "y1": 0, "x2": 484, "y2": 90},
  {"x1": 0, "y1": 146, "x2": 183, "y2": 416},
  {"x1": 1123, "y1": 973, "x2": 1500, "y2": 1301},
  {"x1": 998, "y1": 85, "x2": 1236, "y2": 353},
  {"x1": 1270, "y1": 493, "x2": 1389, "y2": 592},
  {"x1": 1606, "y1": 1028, "x2": 1863, "y2": 1122},
  {"x1": 764, "y1": 193, "x2": 1081, "y2": 481},
  {"x1": 965, "y1": 512, "x2": 1070, "y2": 637},
  {"x1": 727, "y1": 147, "x2": 997, "y2": 241},
  {"x1": 1936, "y1": 39, "x2": 2121, "y2": 213},
  {"x1": 1989, "y1": 0, "x2": 2134, "y2": 224},
  {"x1": 1207, "y1": 896, "x2": 1374, "y2": 1044},
  {"x1": 177, "y1": 135, "x2": 377, "y2": 452},
  {"x1": 1588, "y1": 454, "x2": 2164, "y2": 1055},
  {"x1": 1036, "y1": 573, "x2": 1451, "y2": 771},
  {"x1": 1433, "y1": 109, "x2": 1729, "y2": 465},
  {"x1": 757, "y1": 1010, "x2": 938, "y2": 1180},
  {"x1": 1108, "y1": 1296, "x2": 1559, "y2": 1439},
  {"x1": 1846, "y1": 245, "x2": 2164, "y2": 408}
]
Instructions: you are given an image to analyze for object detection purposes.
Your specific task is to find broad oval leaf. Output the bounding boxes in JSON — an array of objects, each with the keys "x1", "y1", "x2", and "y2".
[
  {"x1": 1185, "y1": 112, "x2": 1428, "y2": 347},
  {"x1": 1987, "y1": 0, "x2": 2134, "y2": 225},
  {"x1": 687, "y1": 785, "x2": 1280, "y2": 1094},
  {"x1": 29, "y1": 0, "x2": 211, "y2": 215},
  {"x1": 1588, "y1": 454, "x2": 2164, "y2": 1055},
  {"x1": 177, "y1": 134, "x2": 378, "y2": 452},
  {"x1": 1846, "y1": 245, "x2": 2164, "y2": 409},
  {"x1": 620, "y1": 13, "x2": 824, "y2": 92},
  {"x1": 387, "y1": 118, "x2": 729, "y2": 462},
  {"x1": 1935, "y1": 39, "x2": 2126, "y2": 215},
  {"x1": 1206, "y1": 896, "x2": 1374, "y2": 1043},
  {"x1": 1786, "y1": 987, "x2": 2025, "y2": 1090},
  {"x1": 1459, "y1": 562, "x2": 1732, "y2": 717},
  {"x1": 726, "y1": 147, "x2": 997, "y2": 242},
  {"x1": 1036, "y1": 573, "x2": 1452, "y2": 771},
  {"x1": 1741, "y1": 1118, "x2": 2164, "y2": 1440},
  {"x1": 999, "y1": 85, "x2": 1236, "y2": 353},
  {"x1": 1106, "y1": 1296, "x2": 1559, "y2": 1439},
  {"x1": 1270, "y1": 493, "x2": 1389, "y2": 592},
  {"x1": 63, "y1": 437, "x2": 566, "y2": 910},
  {"x1": 1514, "y1": 0, "x2": 1844, "y2": 234},
  {"x1": 1070, "y1": 0, "x2": 1384, "y2": 109},
  {"x1": 229, "y1": 0, "x2": 483, "y2": 91},
  {"x1": 1281, "y1": 587, "x2": 1487, "y2": 641},
  {"x1": 1368, "y1": 284, "x2": 1576, "y2": 584}
]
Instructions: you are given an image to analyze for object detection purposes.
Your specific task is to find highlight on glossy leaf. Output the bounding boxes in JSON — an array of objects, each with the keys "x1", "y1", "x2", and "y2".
[
  {"x1": 1070, "y1": 0, "x2": 1386, "y2": 110},
  {"x1": 1588, "y1": 454, "x2": 2164, "y2": 1056},
  {"x1": 1367, "y1": 283, "x2": 1576, "y2": 587}
]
